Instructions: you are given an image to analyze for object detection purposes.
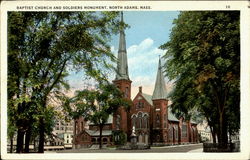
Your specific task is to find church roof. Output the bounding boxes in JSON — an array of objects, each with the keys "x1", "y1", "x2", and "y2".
[
  {"x1": 115, "y1": 12, "x2": 130, "y2": 81},
  {"x1": 142, "y1": 93, "x2": 153, "y2": 106},
  {"x1": 140, "y1": 93, "x2": 179, "y2": 122},
  {"x1": 89, "y1": 115, "x2": 113, "y2": 125},
  {"x1": 168, "y1": 107, "x2": 179, "y2": 122},
  {"x1": 190, "y1": 119, "x2": 197, "y2": 124},
  {"x1": 152, "y1": 57, "x2": 167, "y2": 100},
  {"x1": 85, "y1": 130, "x2": 112, "y2": 136}
]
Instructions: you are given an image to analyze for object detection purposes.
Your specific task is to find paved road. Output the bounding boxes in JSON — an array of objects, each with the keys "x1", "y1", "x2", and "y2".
[{"x1": 55, "y1": 143, "x2": 203, "y2": 153}]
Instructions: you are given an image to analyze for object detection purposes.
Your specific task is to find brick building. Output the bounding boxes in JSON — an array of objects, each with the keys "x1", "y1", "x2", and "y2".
[{"x1": 73, "y1": 13, "x2": 198, "y2": 148}]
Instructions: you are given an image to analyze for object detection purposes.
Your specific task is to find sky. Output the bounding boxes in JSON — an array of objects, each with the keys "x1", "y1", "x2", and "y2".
[{"x1": 67, "y1": 11, "x2": 180, "y2": 99}]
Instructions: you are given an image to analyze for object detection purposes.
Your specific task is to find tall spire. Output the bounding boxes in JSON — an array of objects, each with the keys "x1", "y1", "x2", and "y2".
[
  {"x1": 115, "y1": 12, "x2": 130, "y2": 80},
  {"x1": 152, "y1": 57, "x2": 167, "y2": 100}
]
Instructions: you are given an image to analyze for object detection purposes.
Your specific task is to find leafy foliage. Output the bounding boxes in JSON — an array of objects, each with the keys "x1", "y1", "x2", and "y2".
[
  {"x1": 63, "y1": 82, "x2": 132, "y2": 149},
  {"x1": 161, "y1": 11, "x2": 240, "y2": 145},
  {"x1": 7, "y1": 11, "x2": 121, "y2": 153},
  {"x1": 112, "y1": 130, "x2": 127, "y2": 145}
]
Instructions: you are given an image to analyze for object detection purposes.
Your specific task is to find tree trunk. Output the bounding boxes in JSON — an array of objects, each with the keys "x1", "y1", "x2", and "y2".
[
  {"x1": 16, "y1": 128, "x2": 25, "y2": 153},
  {"x1": 34, "y1": 137, "x2": 36, "y2": 152},
  {"x1": 222, "y1": 114, "x2": 228, "y2": 144},
  {"x1": 99, "y1": 125, "x2": 103, "y2": 149},
  {"x1": 218, "y1": 111, "x2": 227, "y2": 149},
  {"x1": 10, "y1": 136, "x2": 13, "y2": 153},
  {"x1": 126, "y1": 109, "x2": 131, "y2": 141},
  {"x1": 24, "y1": 124, "x2": 32, "y2": 153},
  {"x1": 218, "y1": 113, "x2": 223, "y2": 144},
  {"x1": 209, "y1": 126, "x2": 217, "y2": 143},
  {"x1": 38, "y1": 118, "x2": 45, "y2": 153},
  {"x1": 212, "y1": 132, "x2": 217, "y2": 143}
]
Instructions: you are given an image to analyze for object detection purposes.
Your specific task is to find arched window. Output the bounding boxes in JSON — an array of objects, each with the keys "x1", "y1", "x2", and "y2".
[
  {"x1": 138, "y1": 112, "x2": 142, "y2": 129},
  {"x1": 182, "y1": 124, "x2": 187, "y2": 137},
  {"x1": 116, "y1": 115, "x2": 120, "y2": 130},
  {"x1": 175, "y1": 126, "x2": 178, "y2": 140},
  {"x1": 125, "y1": 87, "x2": 129, "y2": 98},
  {"x1": 168, "y1": 126, "x2": 173, "y2": 140},
  {"x1": 132, "y1": 115, "x2": 136, "y2": 129},
  {"x1": 156, "y1": 114, "x2": 160, "y2": 128},
  {"x1": 143, "y1": 115, "x2": 148, "y2": 129}
]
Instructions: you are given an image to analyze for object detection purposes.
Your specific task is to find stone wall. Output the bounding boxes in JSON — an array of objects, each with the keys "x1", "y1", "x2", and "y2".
[{"x1": 203, "y1": 142, "x2": 240, "y2": 152}]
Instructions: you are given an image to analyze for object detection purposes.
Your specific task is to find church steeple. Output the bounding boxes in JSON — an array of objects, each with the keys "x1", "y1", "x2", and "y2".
[
  {"x1": 152, "y1": 57, "x2": 167, "y2": 100},
  {"x1": 116, "y1": 12, "x2": 130, "y2": 80},
  {"x1": 113, "y1": 12, "x2": 131, "y2": 136}
]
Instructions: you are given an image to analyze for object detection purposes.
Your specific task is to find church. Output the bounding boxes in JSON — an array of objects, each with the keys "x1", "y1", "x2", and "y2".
[{"x1": 73, "y1": 13, "x2": 198, "y2": 148}]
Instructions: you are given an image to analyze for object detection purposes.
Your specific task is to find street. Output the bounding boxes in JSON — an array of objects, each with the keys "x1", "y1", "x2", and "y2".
[{"x1": 54, "y1": 143, "x2": 203, "y2": 153}]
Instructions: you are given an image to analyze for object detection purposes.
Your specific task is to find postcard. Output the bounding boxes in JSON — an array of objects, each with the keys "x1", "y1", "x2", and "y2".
[{"x1": 1, "y1": 1, "x2": 250, "y2": 160}]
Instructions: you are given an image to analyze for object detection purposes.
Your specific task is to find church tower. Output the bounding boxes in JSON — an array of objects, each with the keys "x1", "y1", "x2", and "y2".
[
  {"x1": 152, "y1": 57, "x2": 168, "y2": 144},
  {"x1": 113, "y1": 12, "x2": 132, "y2": 136}
]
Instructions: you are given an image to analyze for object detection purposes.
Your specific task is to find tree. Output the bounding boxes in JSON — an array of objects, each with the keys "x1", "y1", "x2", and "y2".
[
  {"x1": 63, "y1": 83, "x2": 132, "y2": 149},
  {"x1": 161, "y1": 11, "x2": 240, "y2": 148},
  {"x1": 8, "y1": 11, "x2": 121, "y2": 153}
]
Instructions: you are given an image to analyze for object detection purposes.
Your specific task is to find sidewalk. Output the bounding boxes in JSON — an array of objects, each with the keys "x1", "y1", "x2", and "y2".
[
  {"x1": 151, "y1": 143, "x2": 202, "y2": 149},
  {"x1": 188, "y1": 148, "x2": 203, "y2": 153}
]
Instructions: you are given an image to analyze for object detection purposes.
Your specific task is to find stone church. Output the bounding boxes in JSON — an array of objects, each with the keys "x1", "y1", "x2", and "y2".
[{"x1": 73, "y1": 13, "x2": 198, "y2": 148}]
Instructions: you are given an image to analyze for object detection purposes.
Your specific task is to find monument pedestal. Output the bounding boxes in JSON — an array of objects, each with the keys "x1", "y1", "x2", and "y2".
[{"x1": 116, "y1": 126, "x2": 150, "y2": 150}]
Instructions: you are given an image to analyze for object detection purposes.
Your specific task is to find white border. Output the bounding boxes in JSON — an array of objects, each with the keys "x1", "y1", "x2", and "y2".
[{"x1": 1, "y1": 1, "x2": 250, "y2": 160}]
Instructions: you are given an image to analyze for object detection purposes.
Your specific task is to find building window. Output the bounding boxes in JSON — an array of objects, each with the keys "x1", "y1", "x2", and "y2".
[
  {"x1": 124, "y1": 87, "x2": 129, "y2": 98},
  {"x1": 175, "y1": 126, "x2": 178, "y2": 140},
  {"x1": 132, "y1": 115, "x2": 136, "y2": 128},
  {"x1": 91, "y1": 138, "x2": 96, "y2": 143},
  {"x1": 168, "y1": 126, "x2": 173, "y2": 140},
  {"x1": 136, "y1": 103, "x2": 139, "y2": 109},
  {"x1": 182, "y1": 124, "x2": 187, "y2": 137},
  {"x1": 138, "y1": 101, "x2": 144, "y2": 108},
  {"x1": 156, "y1": 114, "x2": 160, "y2": 128},
  {"x1": 138, "y1": 112, "x2": 142, "y2": 129},
  {"x1": 116, "y1": 115, "x2": 120, "y2": 130},
  {"x1": 103, "y1": 138, "x2": 108, "y2": 144},
  {"x1": 156, "y1": 135, "x2": 160, "y2": 142},
  {"x1": 143, "y1": 115, "x2": 148, "y2": 129},
  {"x1": 82, "y1": 134, "x2": 88, "y2": 141}
]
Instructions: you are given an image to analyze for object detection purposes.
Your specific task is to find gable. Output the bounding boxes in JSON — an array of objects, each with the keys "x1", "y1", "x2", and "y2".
[{"x1": 133, "y1": 92, "x2": 153, "y2": 106}]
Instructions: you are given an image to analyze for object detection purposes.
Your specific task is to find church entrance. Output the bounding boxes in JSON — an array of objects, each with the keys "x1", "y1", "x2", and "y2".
[
  {"x1": 145, "y1": 134, "x2": 148, "y2": 144},
  {"x1": 138, "y1": 134, "x2": 143, "y2": 143},
  {"x1": 173, "y1": 128, "x2": 176, "y2": 144}
]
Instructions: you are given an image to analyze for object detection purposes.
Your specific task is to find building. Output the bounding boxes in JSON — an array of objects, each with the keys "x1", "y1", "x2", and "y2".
[
  {"x1": 73, "y1": 116, "x2": 113, "y2": 148},
  {"x1": 7, "y1": 118, "x2": 74, "y2": 152},
  {"x1": 73, "y1": 12, "x2": 198, "y2": 148},
  {"x1": 131, "y1": 84, "x2": 198, "y2": 145},
  {"x1": 197, "y1": 120, "x2": 213, "y2": 142},
  {"x1": 51, "y1": 119, "x2": 74, "y2": 149}
]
